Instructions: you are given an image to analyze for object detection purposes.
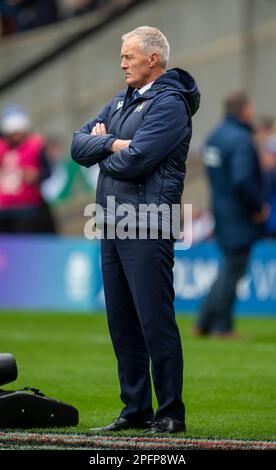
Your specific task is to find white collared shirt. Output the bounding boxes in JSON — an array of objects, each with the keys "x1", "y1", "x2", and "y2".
[{"x1": 137, "y1": 81, "x2": 154, "y2": 95}]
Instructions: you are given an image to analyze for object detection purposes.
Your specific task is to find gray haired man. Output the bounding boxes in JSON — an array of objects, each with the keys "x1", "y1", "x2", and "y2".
[{"x1": 71, "y1": 26, "x2": 200, "y2": 434}]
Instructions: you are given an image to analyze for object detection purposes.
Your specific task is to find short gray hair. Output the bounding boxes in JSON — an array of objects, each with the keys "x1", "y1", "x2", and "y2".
[{"x1": 122, "y1": 26, "x2": 170, "y2": 69}]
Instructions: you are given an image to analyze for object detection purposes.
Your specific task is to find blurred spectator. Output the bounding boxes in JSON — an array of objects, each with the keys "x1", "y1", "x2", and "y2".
[
  {"x1": 0, "y1": 105, "x2": 56, "y2": 233},
  {"x1": 0, "y1": 0, "x2": 59, "y2": 35},
  {"x1": 194, "y1": 91, "x2": 267, "y2": 338},
  {"x1": 40, "y1": 135, "x2": 68, "y2": 203},
  {"x1": 1, "y1": 0, "x2": 111, "y2": 36},
  {"x1": 0, "y1": 0, "x2": 17, "y2": 36},
  {"x1": 12, "y1": 0, "x2": 59, "y2": 32},
  {"x1": 40, "y1": 136, "x2": 99, "y2": 204},
  {"x1": 255, "y1": 116, "x2": 276, "y2": 237}
]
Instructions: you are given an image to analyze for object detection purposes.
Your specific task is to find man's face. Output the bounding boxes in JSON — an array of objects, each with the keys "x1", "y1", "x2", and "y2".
[{"x1": 120, "y1": 37, "x2": 153, "y2": 89}]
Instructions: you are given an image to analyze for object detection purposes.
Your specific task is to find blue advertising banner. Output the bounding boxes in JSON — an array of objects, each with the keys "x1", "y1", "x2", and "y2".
[
  {"x1": 173, "y1": 241, "x2": 276, "y2": 315},
  {"x1": 0, "y1": 236, "x2": 275, "y2": 314},
  {"x1": 0, "y1": 236, "x2": 99, "y2": 311}
]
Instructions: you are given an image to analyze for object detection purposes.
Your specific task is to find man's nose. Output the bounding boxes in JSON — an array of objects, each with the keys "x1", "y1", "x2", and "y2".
[{"x1": 121, "y1": 59, "x2": 128, "y2": 70}]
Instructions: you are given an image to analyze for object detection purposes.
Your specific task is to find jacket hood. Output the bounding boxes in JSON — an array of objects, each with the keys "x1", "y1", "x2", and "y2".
[{"x1": 149, "y1": 68, "x2": 201, "y2": 117}]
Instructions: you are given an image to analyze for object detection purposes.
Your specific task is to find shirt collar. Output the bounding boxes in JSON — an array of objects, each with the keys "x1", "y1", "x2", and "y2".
[{"x1": 136, "y1": 81, "x2": 154, "y2": 96}]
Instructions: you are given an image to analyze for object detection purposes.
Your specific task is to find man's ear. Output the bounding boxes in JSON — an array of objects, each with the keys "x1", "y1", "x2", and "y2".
[{"x1": 149, "y1": 52, "x2": 159, "y2": 68}]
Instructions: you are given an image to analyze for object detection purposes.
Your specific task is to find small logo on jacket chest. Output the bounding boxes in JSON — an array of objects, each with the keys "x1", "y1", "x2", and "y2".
[{"x1": 134, "y1": 102, "x2": 147, "y2": 113}]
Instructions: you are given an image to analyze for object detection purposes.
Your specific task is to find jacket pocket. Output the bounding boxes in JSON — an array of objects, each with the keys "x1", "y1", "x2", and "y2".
[{"x1": 112, "y1": 180, "x2": 139, "y2": 208}]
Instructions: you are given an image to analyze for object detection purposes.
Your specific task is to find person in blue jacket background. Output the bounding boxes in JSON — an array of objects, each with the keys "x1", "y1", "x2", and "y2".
[
  {"x1": 71, "y1": 26, "x2": 200, "y2": 434},
  {"x1": 256, "y1": 116, "x2": 276, "y2": 237},
  {"x1": 194, "y1": 91, "x2": 268, "y2": 338}
]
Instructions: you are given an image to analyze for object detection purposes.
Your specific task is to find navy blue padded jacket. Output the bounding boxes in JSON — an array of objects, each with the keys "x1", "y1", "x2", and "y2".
[{"x1": 71, "y1": 68, "x2": 200, "y2": 219}]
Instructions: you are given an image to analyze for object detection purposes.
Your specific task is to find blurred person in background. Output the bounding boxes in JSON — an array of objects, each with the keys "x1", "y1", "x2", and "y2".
[
  {"x1": 40, "y1": 135, "x2": 68, "y2": 204},
  {"x1": 0, "y1": 0, "x2": 59, "y2": 35},
  {"x1": 11, "y1": 0, "x2": 59, "y2": 32},
  {"x1": 0, "y1": 0, "x2": 120, "y2": 36},
  {"x1": 194, "y1": 91, "x2": 268, "y2": 338},
  {"x1": 0, "y1": 105, "x2": 56, "y2": 233},
  {"x1": 0, "y1": 0, "x2": 17, "y2": 36},
  {"x1": 256, "y1": 116, "x2": 276, "y2": 237}
]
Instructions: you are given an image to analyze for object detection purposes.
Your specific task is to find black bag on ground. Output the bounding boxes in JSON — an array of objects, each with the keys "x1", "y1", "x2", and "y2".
[{"x1": 0, "y1": 353, "x2": 78, "y2": 428}]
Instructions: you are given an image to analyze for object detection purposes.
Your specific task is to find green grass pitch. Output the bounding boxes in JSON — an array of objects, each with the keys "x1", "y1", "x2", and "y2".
[{"x1": 0, "y1": 311, "x2": 275, "y2": 441}]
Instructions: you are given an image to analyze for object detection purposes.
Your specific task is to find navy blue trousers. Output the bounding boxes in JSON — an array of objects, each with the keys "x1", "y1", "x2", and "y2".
[{"x1": 101, "y1": 236, "x2": 185, "y2": 422}]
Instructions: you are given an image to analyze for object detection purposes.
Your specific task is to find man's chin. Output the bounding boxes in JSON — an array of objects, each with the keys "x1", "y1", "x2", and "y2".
[{"x1": 125, "y1": 77, "x2": 135, "y2": 88}]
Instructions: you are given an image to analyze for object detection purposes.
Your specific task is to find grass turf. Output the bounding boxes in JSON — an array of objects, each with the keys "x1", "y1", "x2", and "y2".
[{"x1": 0, "y1": 311, "x2": 275, "y2": 441}]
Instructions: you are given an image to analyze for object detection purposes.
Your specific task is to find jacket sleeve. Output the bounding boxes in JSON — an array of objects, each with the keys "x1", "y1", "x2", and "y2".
[
  {"x1": 99, "y1": 95, "x2": 191, "y2": 180},
  {"x1": 71, "y1": 99, "x2": 116, "y2": 168},
  {"x1": 230, "y1": 136, "x2": 263, "y2": 213}
]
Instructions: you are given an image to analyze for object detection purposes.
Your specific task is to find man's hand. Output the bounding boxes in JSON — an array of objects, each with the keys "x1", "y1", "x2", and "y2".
[
  {"x1": 110, "y1": 139, "x2": 131, "y2": 153},
  {"x1": 90, "y1": 122, "x2": 131, "y2": 153},
  {"x1": 91, "y1": 123, "x2": 107, "y2": 136}
]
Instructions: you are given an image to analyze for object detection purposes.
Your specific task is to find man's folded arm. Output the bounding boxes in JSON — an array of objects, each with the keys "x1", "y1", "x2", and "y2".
[
  {"x1": 99, "y1": 96, "x2": 191, "y2": 180},
  {"x1": 71, "y1": 99, "x2": 116, "y2": 168}
]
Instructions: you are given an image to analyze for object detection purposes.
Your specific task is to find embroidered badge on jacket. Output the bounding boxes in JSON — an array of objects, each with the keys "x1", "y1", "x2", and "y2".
[{"x1": 134, "y1": 102, "x2": 147, "y2": 113}]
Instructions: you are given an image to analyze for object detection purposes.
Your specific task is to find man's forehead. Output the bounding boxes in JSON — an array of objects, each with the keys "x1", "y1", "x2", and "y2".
[{"x1": 121, "y1": 37, "x2": 143, "y2": 54}]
